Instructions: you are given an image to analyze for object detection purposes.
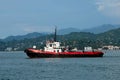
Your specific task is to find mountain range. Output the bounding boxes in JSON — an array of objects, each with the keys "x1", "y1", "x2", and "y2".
[
  {"x1": 2, "y1": 32, "x2": 48, "y2": 41},
  {"x1": 1, "y1": 24, "x2": 120, "y2": 41},
  {"x1": 0, "y1": 25, "x2": 120, "y2": 51},
  {"x1": 58, "y1": 24, "x2": 120, "y2": 35},
  {"x1": 81, "y1": 24, "x2": 120, "y2": 34}
]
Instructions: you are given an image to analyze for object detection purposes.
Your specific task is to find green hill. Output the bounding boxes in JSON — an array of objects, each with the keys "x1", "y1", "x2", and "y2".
[{"x1": 1, "y1": 28, "x2": 120, "y2": 51}]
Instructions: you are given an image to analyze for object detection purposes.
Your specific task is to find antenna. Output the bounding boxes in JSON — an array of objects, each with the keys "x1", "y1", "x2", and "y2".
[{"x1": 54, "y1": 26, "x2": 57, "y2": 42}]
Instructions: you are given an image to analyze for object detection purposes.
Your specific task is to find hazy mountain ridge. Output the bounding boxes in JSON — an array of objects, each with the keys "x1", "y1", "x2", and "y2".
[
  {"x1": 3, "y1": 32, "x2": 47, "y2": 41},
  {"x1": 58, "y1": 27, "x2": 80, "y2": 35},
  {"x1": 58, "y1": 24, "x2": 120, "y2": 35},
  {"x1": 0, "y1": 27, "x2": 120, "y2": 51},
  {"x1": 82, "y1": 24, "x2": 120, "y2": 34},
  {"x1": 1, "y1": 24, "x2": 120, "y2": 41}
]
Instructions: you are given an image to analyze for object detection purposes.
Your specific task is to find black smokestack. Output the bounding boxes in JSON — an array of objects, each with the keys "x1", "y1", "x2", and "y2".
[{"x1": 54, "y1": 27, "x2": 57, "y2": 42}]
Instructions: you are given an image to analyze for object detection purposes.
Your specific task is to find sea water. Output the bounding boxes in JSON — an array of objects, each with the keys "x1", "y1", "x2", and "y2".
[{"x1": 0, "y1": 50, "x2": 120, "y2": 80}]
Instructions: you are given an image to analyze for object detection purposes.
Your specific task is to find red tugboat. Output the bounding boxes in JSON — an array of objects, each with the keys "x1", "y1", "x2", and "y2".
[{"x1": 24, "y1": 28, "x2": 104, "y2": 58}]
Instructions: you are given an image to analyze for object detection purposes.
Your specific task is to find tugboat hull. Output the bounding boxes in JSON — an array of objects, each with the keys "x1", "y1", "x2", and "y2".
[{"x1": 24, "y1": 48, "x2": 104, "y2": 58}]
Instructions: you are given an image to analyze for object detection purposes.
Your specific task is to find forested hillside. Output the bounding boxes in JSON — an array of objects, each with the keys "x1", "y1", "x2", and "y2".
[{"x1": 0, "y1": 28, "x2": 120, "y2": 51}]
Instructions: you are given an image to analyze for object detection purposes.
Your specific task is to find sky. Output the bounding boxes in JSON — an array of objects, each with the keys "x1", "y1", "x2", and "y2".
[{"x1": 0, "y1": 0, "x2": 120, "y2": 38}]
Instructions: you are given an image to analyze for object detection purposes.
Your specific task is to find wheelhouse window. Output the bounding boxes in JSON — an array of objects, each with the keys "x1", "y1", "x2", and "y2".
[{"x1": 50, "y1": 44, "x2": 52, "y2": 47}]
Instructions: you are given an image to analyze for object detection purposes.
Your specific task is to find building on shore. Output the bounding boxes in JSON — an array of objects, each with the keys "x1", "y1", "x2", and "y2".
[{"x1": 102, "y1": 45, "x2": 120, "y2": 50}]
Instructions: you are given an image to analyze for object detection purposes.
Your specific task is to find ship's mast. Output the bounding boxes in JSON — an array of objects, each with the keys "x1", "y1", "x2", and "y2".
[{"x1": 54, "y1": 27, "x2": 57, "y2": 42}]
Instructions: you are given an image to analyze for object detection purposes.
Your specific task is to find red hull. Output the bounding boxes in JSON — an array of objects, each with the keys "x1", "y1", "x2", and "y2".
[{"x1": 24, "y1": 48, "x2": 104, "y2": 58}]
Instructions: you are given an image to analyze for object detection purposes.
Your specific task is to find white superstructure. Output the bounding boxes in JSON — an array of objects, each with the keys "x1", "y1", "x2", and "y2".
[{"x1": 44, "y1": 41, "x2": 62, "y2": 53}]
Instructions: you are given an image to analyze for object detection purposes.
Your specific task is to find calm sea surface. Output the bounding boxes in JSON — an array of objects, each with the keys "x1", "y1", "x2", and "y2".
[{"x1": 0, "y1": 50, "x2": 120, "y2": 80}]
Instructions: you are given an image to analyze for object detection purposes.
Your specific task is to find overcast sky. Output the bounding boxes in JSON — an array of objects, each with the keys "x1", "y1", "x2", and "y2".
[{"x1": 0, "y1": 0, "x2": 120, "y2": 38}]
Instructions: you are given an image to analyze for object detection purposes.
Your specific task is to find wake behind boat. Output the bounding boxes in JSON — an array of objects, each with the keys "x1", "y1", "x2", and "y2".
[{"x1": 24, "y1": 28, "x2": 104, "y2": 58}]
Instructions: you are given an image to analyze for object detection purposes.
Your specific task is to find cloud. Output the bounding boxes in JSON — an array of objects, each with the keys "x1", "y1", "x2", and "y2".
[{"x1": 96, "y1": 0, "x2": 120, "y2": 17}]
